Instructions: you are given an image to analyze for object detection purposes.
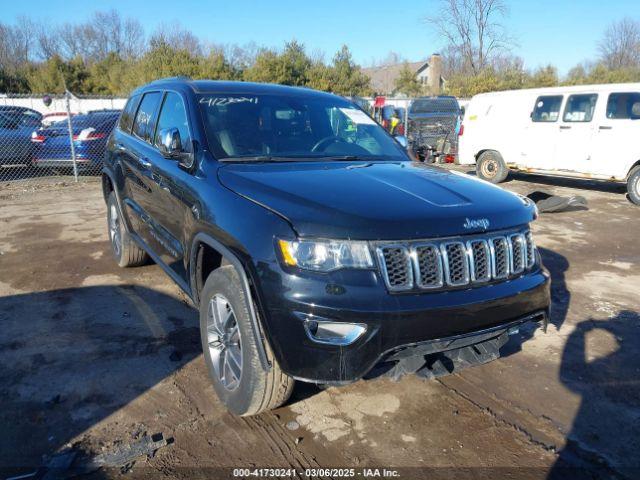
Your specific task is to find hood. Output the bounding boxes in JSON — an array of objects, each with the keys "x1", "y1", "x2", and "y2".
[{"x1": 218, "y1": 161, "x2": 535, "y2": 240}]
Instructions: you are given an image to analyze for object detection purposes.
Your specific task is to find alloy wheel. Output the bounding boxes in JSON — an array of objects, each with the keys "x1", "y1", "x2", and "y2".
[
  {"x1": 207, "y1": 294, "x2": 243, "y2": 391},
  {"x1": 109, "y1": 204, "x2": 122, "y2": 257}
]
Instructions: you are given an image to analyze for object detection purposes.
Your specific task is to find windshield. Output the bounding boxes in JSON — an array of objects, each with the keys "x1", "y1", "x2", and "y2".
[
  {"x1": 197, "y1": 93, "x2": 407, "y2": 161},
  {"x1": 410, "y1": 98, "x2": 459, "y2": 115}
]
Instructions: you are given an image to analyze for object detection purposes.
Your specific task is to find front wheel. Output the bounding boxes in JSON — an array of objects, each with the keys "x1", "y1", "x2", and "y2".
[
  {"x1": 106, "y1": 192, "x2": 149, "y2": 267},
  {"x1": 627, "y1": 166, "x2": 640, "y2": 206},
  {"x1": 199, "y1": 266, "x2": 294, "y2": 416},
  {"x1": 476, "y1": 150, "x2": 509, "y2": 184}
]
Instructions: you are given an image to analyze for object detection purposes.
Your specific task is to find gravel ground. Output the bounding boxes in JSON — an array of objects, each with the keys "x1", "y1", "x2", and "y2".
[{"x1": 0, "y1": 168, "x2": 638, "y2": 480}]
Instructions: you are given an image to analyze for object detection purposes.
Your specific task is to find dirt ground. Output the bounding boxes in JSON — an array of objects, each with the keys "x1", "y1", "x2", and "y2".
[{"x1": 0, "y1": 168, "x2": 639, "y2": 480}]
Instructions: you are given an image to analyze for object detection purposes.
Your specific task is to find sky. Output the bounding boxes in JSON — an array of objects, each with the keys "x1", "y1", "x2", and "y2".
[{"x1": 3, "y1": 0, "x2": 640, "y2": 75}]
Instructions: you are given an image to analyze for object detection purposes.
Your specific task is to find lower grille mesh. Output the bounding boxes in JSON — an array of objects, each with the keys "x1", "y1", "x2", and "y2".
[
  {"x1": 492, "y1": 238, "x2": 509, "y2": 279},
  {"x1": 444, "y1": 242, "x2": 469, "y2": 285},
  {"x1": 380, "y1": 246, "x2": 412, "y2": 290},
  {"x1": 415, "y1": 245, "x2": 442, "y2": 288}
]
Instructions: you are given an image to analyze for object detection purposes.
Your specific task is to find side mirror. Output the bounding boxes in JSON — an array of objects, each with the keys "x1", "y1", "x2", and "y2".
[
  {"x1": 394, "y1": 135, "x2": 408, "y2": 148},
  {"x1": 158, "y1": 128, "x2": 183, "y2": 158}
]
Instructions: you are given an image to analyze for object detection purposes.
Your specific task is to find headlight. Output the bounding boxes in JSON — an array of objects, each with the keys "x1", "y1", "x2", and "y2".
[
  {"x1": 277, "y1": 238, "x2": 373, "y2": 271},
  {"x1": 517, "y1": 193, "x2": 539, "y2": 219}
]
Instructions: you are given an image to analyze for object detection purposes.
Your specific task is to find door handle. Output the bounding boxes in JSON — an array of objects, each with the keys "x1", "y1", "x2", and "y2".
[
  {"x1": 559, "y1": 125, "x2": 571, "y2": 130},
  {"x1": 599, "y1": 125, "x2": 613, "y2": 130},
  {"x1": 139, "y1": 157, "x2": 152, "y2": 168}
]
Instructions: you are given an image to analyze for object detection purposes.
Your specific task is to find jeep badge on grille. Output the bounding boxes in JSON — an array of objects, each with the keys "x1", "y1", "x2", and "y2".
[{"x1": 463, "y1": 218, "x2": 490, "y2": 230}]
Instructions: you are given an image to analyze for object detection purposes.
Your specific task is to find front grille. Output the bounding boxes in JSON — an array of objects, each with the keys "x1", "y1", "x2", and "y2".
[{"x1": 376, "y1": 229, "x2": 535, "y2": 293}]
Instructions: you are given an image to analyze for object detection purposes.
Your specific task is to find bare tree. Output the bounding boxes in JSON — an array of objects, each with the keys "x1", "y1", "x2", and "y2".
[
  {"x1": 56, "y1": 10, "x2": 144, "y2": 62},
  {"x1": 36, "y1": 22, "x2": 62, "y2": 60},
  {"x1": 150, "y1": 23, "x2": 202, "y2": 54},
  {"x1": 0, "y1": 17, "x2": 38, "y2": 70},
  {"x1": 598, "y1": 18, "x2": 640, "y2": 70},
  {"x1": 122, "y1": 18, "x2": 145, "y2": 59},
  {"x1": 427, "y1": 0, "x2": 511, "y2": 75},
  {"x1": 58, "y1": 23, "x2": 88, "y2": 59}
]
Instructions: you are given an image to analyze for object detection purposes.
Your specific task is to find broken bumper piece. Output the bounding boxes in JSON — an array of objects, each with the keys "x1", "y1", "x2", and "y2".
[{"x1": 368, "y1": 310, "x2": 548, "y2": 381}]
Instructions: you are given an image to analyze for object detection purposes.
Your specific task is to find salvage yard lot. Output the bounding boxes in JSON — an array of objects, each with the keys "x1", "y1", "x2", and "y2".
[{"x1": 0, "y1": 168, "x2": 638, "y2": 479}]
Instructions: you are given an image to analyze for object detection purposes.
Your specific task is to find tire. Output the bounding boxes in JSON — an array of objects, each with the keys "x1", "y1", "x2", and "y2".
[
  {"x1": 106, "y1": 191, "x2": 148, "y2": 267},
  {"x1": 199, "y1": 266, "x2": 294, "y2": 416},
  {"x1": 627, "y1": 166, "x2": 640, "y2": 206},
  {"x1": 476, "y1": 150, "x2": 509, "y2": 184}
]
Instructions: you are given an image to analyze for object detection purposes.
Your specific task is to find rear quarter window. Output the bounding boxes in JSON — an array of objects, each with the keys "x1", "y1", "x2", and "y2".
[
  {"x1": 606, "y1": 92, "x2": 640, "y2": 120},
  {"x1": 119, "y1": 95, "x2": 141, "y2": 133}
]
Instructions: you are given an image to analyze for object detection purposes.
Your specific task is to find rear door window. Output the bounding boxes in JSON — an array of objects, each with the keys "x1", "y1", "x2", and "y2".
[
  {"x1": 606, "y1": 92, "x2": 640, "y2": 119},
  {"x1": 563, "y1": 94, "x2": 597, "y2": 122},
  {"x1": 132, "y1": 92, "x2": 161, "y2": 142},
  {"x1": 532, "y1": 95, "x2": 563, "y2": 122}
]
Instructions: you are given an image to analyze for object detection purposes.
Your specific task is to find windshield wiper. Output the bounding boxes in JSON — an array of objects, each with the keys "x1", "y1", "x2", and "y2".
[
  {"x1": 219, "y1": 155, "x2": 275, "y2": 162},
  {"x1": 219, "y1": 155, "x2": 326, "y2": 163},
  {"x1": 219, "y1": 154, "x2": 388, "y2": 163},
  {"x1": 316, "y1": 155, "x2": 387, "y2": 161}
]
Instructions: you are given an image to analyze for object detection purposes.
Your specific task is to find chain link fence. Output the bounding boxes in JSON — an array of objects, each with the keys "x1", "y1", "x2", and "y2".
[{"x1": 0, "y1": 93, "x2": 126, "y2": 186}]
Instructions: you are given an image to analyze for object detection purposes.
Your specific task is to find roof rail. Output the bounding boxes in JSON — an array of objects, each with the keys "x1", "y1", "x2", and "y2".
[{"x1": 149, "y1": 76, "x2": 192, "y2": 84}]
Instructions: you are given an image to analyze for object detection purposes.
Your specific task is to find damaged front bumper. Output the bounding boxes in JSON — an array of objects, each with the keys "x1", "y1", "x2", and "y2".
[
  {"x1": 370, "y1": 310, "x2": 548, "y2": 382},
  {"x1": 258, "y1": 262, "x2": 551, "y2": 384}
]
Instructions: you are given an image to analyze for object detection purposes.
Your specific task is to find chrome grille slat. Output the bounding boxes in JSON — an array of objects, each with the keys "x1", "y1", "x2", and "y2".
[
  {"x1": 525, "y1": 231, "x2": 535, "y2": 268},
  {"x1": 441, "y1": 242, "x2": 470, "y2": 286},
  {"x1": 468, "y1": 239, "x2": 491, "y2": 282},
  {"x1": 377, "y1": 229, "x2": 535, "y2": 293},
  {"x1": 412, "y1": 244, "x2": 443, "y2": 289},
  {"x1": 376, "y1": 244, "x2": 413, "y2": 291},
  {"x1": 490, "y1": 237, "x2": 510, "y2": 279},
  {"x1": 509, "y1": 233, "x2": 526, "y2": 275}
]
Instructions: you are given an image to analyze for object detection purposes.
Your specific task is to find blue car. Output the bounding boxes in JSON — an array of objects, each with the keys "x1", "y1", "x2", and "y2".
[
  {"x1": 0, "y1": 110, "x2": 40, "y2": 166},
  {"x1": 32, "y1": 111, "x2": 120, "y2": 172}
]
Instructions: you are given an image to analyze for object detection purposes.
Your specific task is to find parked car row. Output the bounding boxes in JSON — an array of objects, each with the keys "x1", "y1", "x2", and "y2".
[{"x1": 0, "y1": 106, "x2": 120, "y2": 174}]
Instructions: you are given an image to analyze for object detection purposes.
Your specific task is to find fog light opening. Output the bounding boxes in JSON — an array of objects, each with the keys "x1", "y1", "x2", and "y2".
[{"x1": 300, "y1": 316, "x2": 367, "y2": 346}]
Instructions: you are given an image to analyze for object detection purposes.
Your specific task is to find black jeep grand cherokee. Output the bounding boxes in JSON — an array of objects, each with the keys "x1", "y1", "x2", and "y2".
[{"x1": 102, "y1": 78, "x2": 550, "y2": 416}]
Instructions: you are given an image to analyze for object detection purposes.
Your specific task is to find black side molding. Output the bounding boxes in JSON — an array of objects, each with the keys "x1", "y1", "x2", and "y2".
[{"x1": 189, "y1": 233, "x2": 271, "y2": 371}]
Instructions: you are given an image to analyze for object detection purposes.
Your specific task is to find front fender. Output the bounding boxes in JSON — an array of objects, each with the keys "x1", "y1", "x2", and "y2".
[{"x1": 189, "y1": 232, "x2": 271, "y2": 371}]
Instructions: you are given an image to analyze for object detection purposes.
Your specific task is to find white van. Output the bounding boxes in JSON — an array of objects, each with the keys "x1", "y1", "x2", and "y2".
[{"x1": 458, "y1": 83, "x2": 640, "y2": 204}]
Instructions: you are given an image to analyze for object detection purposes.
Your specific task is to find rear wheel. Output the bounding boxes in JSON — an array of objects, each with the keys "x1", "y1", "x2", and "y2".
[
  {"x1": 107, "y1": 192, "x2": 148, "y2": 267},
  {"x1": 476, "y1": 150, "x2": 509, "y2": 183},
  {"x1": 627, "y1": 166, "x2": 640, "y2": 206},
  {"x1": 199, "y1": 266, "x2": 294, "y2": 416}
]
